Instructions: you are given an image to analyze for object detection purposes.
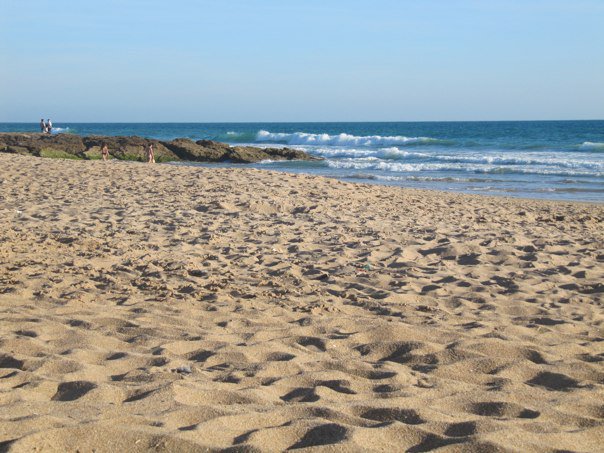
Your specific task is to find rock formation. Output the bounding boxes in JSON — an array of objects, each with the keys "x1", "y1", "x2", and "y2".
[{"x1": 0, "y1": 133, "x2": 318, "y2": 163}]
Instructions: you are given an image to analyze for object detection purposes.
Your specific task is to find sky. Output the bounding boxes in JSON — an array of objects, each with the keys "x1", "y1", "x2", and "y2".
[{"x1": 1, "y1": 0, "x2": 603, "y2": 122}]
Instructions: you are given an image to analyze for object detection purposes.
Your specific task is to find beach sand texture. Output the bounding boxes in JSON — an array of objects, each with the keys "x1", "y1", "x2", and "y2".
[{"x1": 0, "y1": 153, "x2": 603, "y2": 452}]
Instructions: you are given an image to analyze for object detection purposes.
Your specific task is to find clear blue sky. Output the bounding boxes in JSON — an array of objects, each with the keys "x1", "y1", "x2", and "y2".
[{"x1": 1, "y1": 0, "x2": 603, "y2": 122}]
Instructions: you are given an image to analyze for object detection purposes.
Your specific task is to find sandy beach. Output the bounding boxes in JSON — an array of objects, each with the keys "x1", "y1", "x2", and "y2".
[{"x1": 0, "y1": 153, "x2": 602, "y2": 452}]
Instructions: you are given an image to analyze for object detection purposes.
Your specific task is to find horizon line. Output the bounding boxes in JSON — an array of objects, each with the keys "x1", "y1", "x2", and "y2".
[{"x1": 1, "y1": 119, "x2": 603, "y2": 124}]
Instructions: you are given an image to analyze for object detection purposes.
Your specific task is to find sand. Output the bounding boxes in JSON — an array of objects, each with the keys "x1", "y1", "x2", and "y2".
[{"x1": 0, "y1": 153, "x2": 603, "y2": 452}]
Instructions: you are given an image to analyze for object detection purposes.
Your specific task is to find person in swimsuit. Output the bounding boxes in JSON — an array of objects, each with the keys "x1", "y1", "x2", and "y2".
[
  {"x1": 101, "y1": 143, "x2": 109, "y2": 161},
  {"x1": 46, "y1": 119, "x2": 52, "y2": 134},
  {"x1": 40, "y1": 119, "x2": 46, "y2": 133},
  {"x1": 146, "y1": 143, "x2": 155, "y2": 163}
]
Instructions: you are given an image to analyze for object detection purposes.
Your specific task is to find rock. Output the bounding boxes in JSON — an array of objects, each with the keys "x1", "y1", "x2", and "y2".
[
  {"x1": 83, "y1": 136, "x2": 177, "y2": 162},
  {"x1": 0, "y1": 133, "x2": 85, "y2": 157},
  {"x1": 2, "y1": 145, "x2": 31, "y2": 155},
  {"x1": 0, "y1": 133, "x2": 319, "y2": 163},
  {"x1": 227, "y1": 146, "x2": 313, "y2": 163},
  {"x1": 164, "y1": 138, "x2": 228, "y2": 161},
  {"x1": 174, "y1": 365, "x2": 192, "y2": 374}
]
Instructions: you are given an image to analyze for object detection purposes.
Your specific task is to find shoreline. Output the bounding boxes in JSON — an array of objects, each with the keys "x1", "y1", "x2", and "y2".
[
  {"x1": 1, "y1": 126, "x2": 602, "y2": 204},
  {"x1": 4, "y1": 148, "x2": 603, "y2": 206},
  {"x1": 1, "y1": 153, "x2": 603, "y2": 451},
  {"x1": 173, "y1": 160, "x2": 604, "y2": 206}
]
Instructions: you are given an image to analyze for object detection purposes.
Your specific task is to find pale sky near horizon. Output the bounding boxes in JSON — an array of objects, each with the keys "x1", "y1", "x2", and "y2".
[{"x1": 1, "y1": 0, "x2": 603, "y2": 122}]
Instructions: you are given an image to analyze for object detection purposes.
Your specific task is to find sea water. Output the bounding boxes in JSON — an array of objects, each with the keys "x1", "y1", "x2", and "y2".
[{"x1": 2, "y1": 121, "x2": 603, "y2": 202}]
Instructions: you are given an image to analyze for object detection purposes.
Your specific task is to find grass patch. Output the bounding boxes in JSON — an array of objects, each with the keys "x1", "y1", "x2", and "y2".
[
  {"x1": 83, "y1": 149, "x2": 103, "y2": 160},
  {"x1": 121, "y1": 153, "x2": 144, "y2": 161},
  {"x1": 40, "y1": 148, "x2": 81, "y2": 159},
  {"x1": 156, "y1": 155, "x2": 179, "y2": 163}
]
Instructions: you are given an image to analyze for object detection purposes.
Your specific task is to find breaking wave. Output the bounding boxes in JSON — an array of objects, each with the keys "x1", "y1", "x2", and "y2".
[
  {"x1": 580, "y1": 141, "x2": 604, "y2": 151},
  {"x1": 254, "y1": 130, "x2": 443, "y2": 147}
]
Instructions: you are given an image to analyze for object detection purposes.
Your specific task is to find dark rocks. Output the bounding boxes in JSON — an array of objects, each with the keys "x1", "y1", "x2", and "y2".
[
  {"x1": 82, "y1": 135, "x2": 176, "y2": 162},
  {"x1": 0, "y1": 133, "x2": 86, "y2": 157},
  {"x1": 165, "y1": 138, "x2": 317, "y2": 163},
  {"x1": 227, "y1": 145, "x2": 313, "y2": 163},
  {"x1": 0, "y1": 133, "x2": 319, "y2": 163},
  {"x1": 164, "y1": 138, "x2": 227, "y2": 161}
]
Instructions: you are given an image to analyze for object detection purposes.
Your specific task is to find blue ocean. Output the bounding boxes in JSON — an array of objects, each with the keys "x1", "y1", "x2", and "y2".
[{"x1": 2, "y1": 121, "x2": 603, "y2": 202}]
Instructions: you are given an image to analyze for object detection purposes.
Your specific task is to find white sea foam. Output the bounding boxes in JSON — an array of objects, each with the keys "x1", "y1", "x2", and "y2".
[
  {"x1": 315, "y1": 147, "x2": 604, "y2": 172},
  {"x1": 255, "y1": 130, "x2": 436, "y2": 147},
  {"x1": 306, "y1": 146, "x2": 434, "y2": 160},
  {"x1": 311, "y1": 148, "x2": 376, "y2": 158},
  {"x1": 421, "y1": 153, "x2": 604, "y2": 170},
  {"x1": 325, "y1": 159, "x2": 604, "y2": 177},
  {"x1": 379, "y1": 147, "x2": 430, "y2": 158}
]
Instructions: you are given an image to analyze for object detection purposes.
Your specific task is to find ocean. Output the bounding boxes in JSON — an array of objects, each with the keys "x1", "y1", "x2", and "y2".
[{"x1": 2, "y1": 121, "x2": 603, "y2": 202}]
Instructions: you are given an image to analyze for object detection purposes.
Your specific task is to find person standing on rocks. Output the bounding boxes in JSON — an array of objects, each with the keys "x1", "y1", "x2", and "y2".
[
  {"x1": 40, "y1": 119, "x2": 46, "y2": 133},
  {"x1": 46, "y1": 119, "x2": 52, "y2": 134},
  {"x1": 101, "y1": 143, "x2": 109, "y2": 161},
  {"x1": 146, "y1": 143, "x2": 155, "y2": 163}
]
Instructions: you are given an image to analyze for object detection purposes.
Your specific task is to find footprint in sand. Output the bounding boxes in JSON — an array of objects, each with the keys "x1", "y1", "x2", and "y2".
[{"x1": 51, "y1": 381, "x2": 97, "y2": 401}]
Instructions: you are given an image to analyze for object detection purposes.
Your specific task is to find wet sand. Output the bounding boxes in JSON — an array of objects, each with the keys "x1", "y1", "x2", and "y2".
[{"x1": 0, "y1": 153, "x2": 603, "y2": 452}]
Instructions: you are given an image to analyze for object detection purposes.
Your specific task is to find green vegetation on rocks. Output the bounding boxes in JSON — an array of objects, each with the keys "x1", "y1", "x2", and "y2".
[{"x1": 40, "y1": 148, "x2": 82, "y2": 159}]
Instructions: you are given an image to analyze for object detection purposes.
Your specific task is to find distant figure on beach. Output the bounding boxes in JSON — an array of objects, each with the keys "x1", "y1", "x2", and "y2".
[
  {"x1": 146, "y1": 143, "x2": 155, "y2": 163},
  {"x1": 40, "y1": 119, "x2": 46, "y2": 133},
  {"x1": 101, "y1": 143, "x2": 109, "y2": 161},
  {"x1": 46, "y1": 119, "x2": 52, "y2": 134}
]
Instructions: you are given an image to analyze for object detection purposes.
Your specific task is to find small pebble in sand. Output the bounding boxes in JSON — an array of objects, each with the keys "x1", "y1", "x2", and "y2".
[{"x1": 174, "y1": 365, "x2": 192, "y2": 374}]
